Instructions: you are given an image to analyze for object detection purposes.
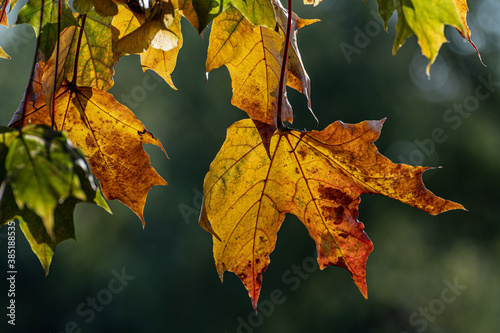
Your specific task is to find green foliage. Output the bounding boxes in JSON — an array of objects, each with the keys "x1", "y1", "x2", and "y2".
[
  {"x1": 17, "y1": 0, "x2": 77, "y2": 58},
  {"x1": 0, "y1": 124, "x2": 109, "y2": 272}
]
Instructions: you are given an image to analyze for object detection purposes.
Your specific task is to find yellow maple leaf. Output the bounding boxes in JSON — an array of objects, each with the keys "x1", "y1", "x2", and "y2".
[
  {"x1": 10, "y1": 82, "x2": 167, "y2": 226},
  {"x1": 200, "y1": 119, "x2": 464, "y2": 309}
]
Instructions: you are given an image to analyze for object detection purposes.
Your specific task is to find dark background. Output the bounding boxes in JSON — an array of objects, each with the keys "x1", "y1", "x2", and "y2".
[{"x1": 1, "y1": 0, "x2": 499, "y2": 332}]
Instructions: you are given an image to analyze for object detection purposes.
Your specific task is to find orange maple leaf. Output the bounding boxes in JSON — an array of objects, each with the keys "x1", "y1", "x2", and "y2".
[
  {"x1": 10, "y1": 81, "x2": 167, "y2": 226},
  {"x1": 200, "y1": 119, "x2": 464, "y2": 309}
]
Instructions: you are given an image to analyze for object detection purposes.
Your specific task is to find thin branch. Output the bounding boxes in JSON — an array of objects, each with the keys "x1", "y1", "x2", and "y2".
[
  {"x1": 51, "y1": 0, "x2": 62, "y2": 130},
  {"x1": 71, "y1": 14, "x2": 86, "y2": 86},
  {"x1": 15, "y1": 0, "x2": 45, "y2": 129},
  {"x1": 276, "y1": 0, "x2": 293, "y2": 132}
]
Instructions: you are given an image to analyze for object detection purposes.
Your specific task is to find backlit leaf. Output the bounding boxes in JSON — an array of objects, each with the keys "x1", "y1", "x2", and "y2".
[
  {"x1": 3, "y1": 126, "x2": 85, "y2": 237},
  {"x1": 112, "y1": 3, "x2": 142, "y2": 41},
  {"x1": 10, "y1": 83, "x2": 167, "y2": 226},
  {"x1": 35, "y1": 11, "x2": 117, "y2": 99},
  {"x1": 206, "y1": 5, "x2": 316, "y2": 151},
  {"x1": 113, "y1": 2, "x2": 178, "y2": 56},
  {"x1": 375, "y1": 0, "x2": 465, "y2": 75},
  {"x1": 140, "y1": 9, "x2": 183, "y2": 89},
  {"x1": 274, "y1": 1, "x2": 319, "y2": 116},
  {"x1": 61, "y1": 11, "x2": 118, "y2": 90},
  {"x1": 453, "y1": 0, "x2": 483, "y2": 65},
  {"x1": 191, "y1": 0, "x2": 276, "y2": 32},
  {"x1": 0, "y1": 125, "x2": 110, "y2": 273},
  {"x1": 16, "y1": 0, "x2": 78, "y2": 58},
  {"x1": 200, "y1": 119, "x2": 464, "y2": 308}
]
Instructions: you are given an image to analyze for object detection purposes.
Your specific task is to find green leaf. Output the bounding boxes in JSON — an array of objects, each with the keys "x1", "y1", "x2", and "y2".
[
  {"x1": 1, "y1": 125, "x2": 110, "y2": 234},
  {"x1": 0, "y1": 125, "x2": 110, "y2": 273},
  {"x1": 64, "y1": 10, "x2": 118, "y2": 90},
  {"x1": 71, "y1": 0, "x2": 94, "y2": 15},
  {"x1": 5, "y1": 126, "x2": 83, "y2": 236},
  {"x1": 192, "y1": 0, "x2": 276, "y2": 32},
  {"x1": 376, "y1": 0, "x2": 464, "y2": 75},
  {"x1": 42, "y1": 9, "x2": 118, "y2": 94},
  {"x1": 1, "y1": 184, "x2": 75, "y2": 274},
  {"x1": 16, "y1": 0, "x2": 78, "y2": 58}
]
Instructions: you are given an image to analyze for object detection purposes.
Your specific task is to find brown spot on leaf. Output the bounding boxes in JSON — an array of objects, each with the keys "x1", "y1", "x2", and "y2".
[
  {"x1": 334, "y1": 207, "x2": 344, "y2": 224},
  {"x1": 85, "y1": 134, "x2": 96, "y2": 150},
  {"x1": 320, "y1": 205, "x2": 345, "y2": 224},
  {"x1": 318, "y1": 185, "x2": 353, "y2": 205},
  {"x1": 297, "y1": 149, "x2": 307, "y2": 159},
  {"x1": 335, "y1": 257, "x2": 348, "y2": 269},
  {"x1": 337, "y1": 232, "x2": 349, "y2": 239}
]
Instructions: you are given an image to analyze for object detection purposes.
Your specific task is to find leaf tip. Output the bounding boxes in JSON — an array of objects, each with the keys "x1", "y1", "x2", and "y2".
[
  {"x1": 354, "y1": 276, "x2": 369, "y2": 300},
  {"x1": 42, "y1": 260, "x2": 52, "y2": 276},
  {"x1": 251, "y1": 298, "x2": 258, "y2": 313},
  {"x1": 432, "y1": 200, "x2": 466, "y2": 215}
]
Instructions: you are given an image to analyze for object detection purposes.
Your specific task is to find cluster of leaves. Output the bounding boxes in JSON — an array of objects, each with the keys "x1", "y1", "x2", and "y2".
[
  {"x1": 0, "y1": 0, "x2": 477, "y2": 308},
  {"x1": 0, "y1": 125, "x2": 109, "y2": 271}
]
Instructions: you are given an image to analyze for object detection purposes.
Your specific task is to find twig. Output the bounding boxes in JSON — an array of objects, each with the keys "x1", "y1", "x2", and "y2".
[
  {"x1": 276, "y1": 0, "x2": 293, "y2": 131},
  {"x1": 71, "y1": 14, "x2": 86, "y2": 86},
  {"x1": 14, "y1": 0, "x2": 45, "y2": 129},
  {"x1": 51, "y1": 0, "x2": 63, "y2": 130}
]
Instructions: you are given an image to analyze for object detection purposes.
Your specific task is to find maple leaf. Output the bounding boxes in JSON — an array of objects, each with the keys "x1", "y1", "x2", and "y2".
[
  {"x1": 0, "y1": 125, "x2": 110, "y2": 273},
  {"x1": 191, "y1": 0, "x2": 277, "y2": 33},
  {"x1": 274, "y1": 1, "x2": 319, "y2": 115},
  {"x1": 453, "y1": 0, "x2": 484, "y2": 65},
  {"x1": 374, "y1": 0, "x2": 466, "y2": 75},
  {"x1": 38, "y1": 9, "x2": 119, "y2": 111},
  {"x1": 16, "y1": 0, "x2": 78, "y2": 59},
  {"x1": 200, "y1": 119, "x2": 464, "y2": 309},
  {"x1": 140, "y1": 8, "x2": 183, "y2": 90},
  {"x1": 40, "y1": 10, "x2": 118, "y2": 92},
  {"x1": 9, "y1": 82, "x2": 167, "y2": 226},
  {"x1": 206, "y1": 5, "x2": 317, "y2": 151},
  {"x1": 112, "y1": 2, "x2": 178, "y2": 57}
]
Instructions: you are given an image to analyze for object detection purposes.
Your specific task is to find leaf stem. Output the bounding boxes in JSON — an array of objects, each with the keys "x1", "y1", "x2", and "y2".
[
  {"x1": 15, "y1": 0, "x2": 45, "y2": 129},
  {"x1": 51, "y1": 0, "x2": 62, "y2": 131},
  {"x1": 277, "y1": 0, "x2": 293, "y2": 132},
  {"x1": 71, "y1": 14, "x2": 86, "y2": 86}
]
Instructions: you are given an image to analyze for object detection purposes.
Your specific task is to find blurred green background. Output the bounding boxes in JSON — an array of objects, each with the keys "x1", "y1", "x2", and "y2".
[{"x1": 1, "y1": 0, "x2": 499, "y2": 332}]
